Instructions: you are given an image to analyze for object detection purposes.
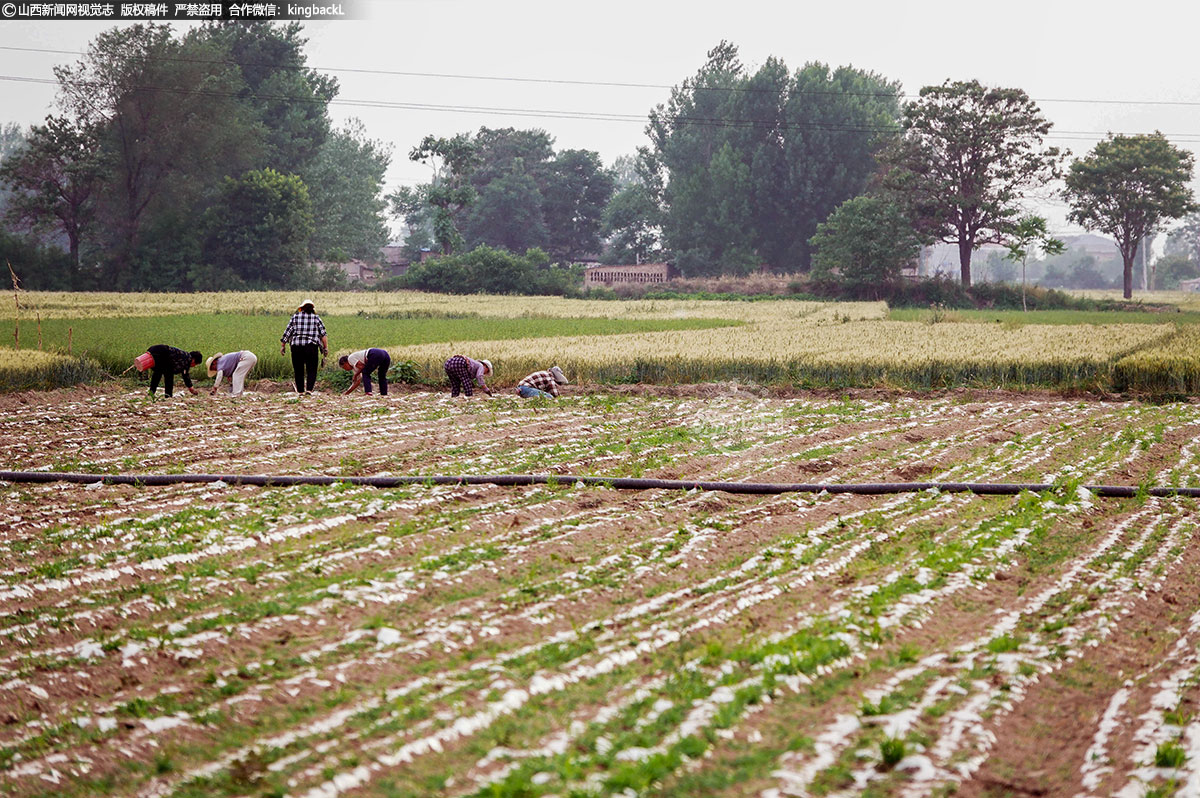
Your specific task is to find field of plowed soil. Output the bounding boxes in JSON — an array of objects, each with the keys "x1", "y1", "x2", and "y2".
[{"x1": 3, "y1": 386, "x2": 1200, "y2": 798}]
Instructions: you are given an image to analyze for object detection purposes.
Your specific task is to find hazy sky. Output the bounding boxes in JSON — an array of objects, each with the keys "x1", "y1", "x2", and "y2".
[{"x1": 3, "y1": 0, "x2": 1199, "y2": 239}]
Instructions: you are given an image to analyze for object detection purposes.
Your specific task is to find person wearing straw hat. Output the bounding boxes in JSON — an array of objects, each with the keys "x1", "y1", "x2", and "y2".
[
  {"x1": 280, "y1": 299, "x2": 328, "y2": 395},
  {"x1": 338, "y1": 347, "x2": 391, "y2": 396},
  {"x1": 515, "y1": 366, "x2": 569, "y2": 399},
  {"x1": 145, "y1": 345, "x2": 201, "y2": 398},
  {"x1": 207, "y1": 350, "x2": 258, "y2": 397},
  {"x1": 443, "y1": 355, "x2": 492, "y2": 397}
]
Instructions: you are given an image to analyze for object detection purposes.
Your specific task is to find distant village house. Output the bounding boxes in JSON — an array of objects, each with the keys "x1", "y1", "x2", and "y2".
[
  {"x1": 379, "y1": 244, "x2": 411, "y2": 279},
  {"x1": 312, "y1": 245, "x2": 434, "y2": 285},
  {"x1": 311, "y1": 258, "x2": 377, "y2": 284},
  {"x1": 584, "y1": 263, "x2": 675, "y2": 288}
]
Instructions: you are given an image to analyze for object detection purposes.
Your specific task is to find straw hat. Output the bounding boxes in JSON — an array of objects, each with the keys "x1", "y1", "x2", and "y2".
[
  {"x1": 206, "y1": 354, "x2": 223, "y2": 377},
  {"x1": 549, "y1": 365, "x2": 568, "y2": 384},
  {"x1": 297, "y1": 298, "x2": 316, "y2": 311},
  {"x1": 480, "y1": 359, "x2": 493, "y2": 374}
]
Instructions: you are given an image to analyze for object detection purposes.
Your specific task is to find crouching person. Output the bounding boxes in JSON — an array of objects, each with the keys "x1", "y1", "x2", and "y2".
[
  {"x1": 339, "y1": 348, "x2": 391, "y2": 396},
  {"x1": 444, "y1": 355, "x2": 492, "y2": 397},
  {"x1": 516, "y1": 365, "x2": 568, "y2": 399},
  {"x1": 146, "y1": 344, "x2": 201, "y2": 397},
  {"x1": 207, "y1": 351, "x2": 257, "y2": 396}
]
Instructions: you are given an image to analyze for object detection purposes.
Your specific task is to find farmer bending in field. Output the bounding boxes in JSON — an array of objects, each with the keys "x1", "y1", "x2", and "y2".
[
  {"x1": 146, "y1": 344, "x2": 201, "y2": 398},
  {"x1": 280, "y1": 299, "x2": 328, "y2": 395},
  {"x1": 339, "y1": 348, "x2": 391, "y2": 396},
  {"x1": 515, "y1": 365, "x2": 569, "y2": 399},
  {"x1": 207, "y1": 351, "x2": 257, "y2": 397},
  {"x1": 444, "y1": 355, "x2": 492, "y2": 397}
]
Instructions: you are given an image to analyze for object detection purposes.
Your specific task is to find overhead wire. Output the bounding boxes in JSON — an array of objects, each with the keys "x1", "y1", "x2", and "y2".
[
  {"x1": 5, "y1": 43, "x2": 1200, "y2": 109},
  {"x1": 3, "y1": 72, "x2": 1199, "y2": 145}
]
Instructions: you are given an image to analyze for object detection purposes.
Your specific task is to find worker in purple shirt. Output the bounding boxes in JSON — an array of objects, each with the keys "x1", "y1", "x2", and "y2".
[
  {"x1": 338, "y1": 348, "x2": 391, "y2": 396},
  {"x1": 443, "y1": 355, "x2": 492, "y2": 397},
  {"x1": 207, "y1": 351, "x2": 258, "y2": 396}
]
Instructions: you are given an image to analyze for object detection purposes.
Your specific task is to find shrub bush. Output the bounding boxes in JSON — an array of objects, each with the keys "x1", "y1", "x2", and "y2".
[
  {"x1": 804, "y1": 275, "x2": 1117, "y2": 311},
  {"x1": 397, "y1": 246, "x2": 583, "y2": 296}
]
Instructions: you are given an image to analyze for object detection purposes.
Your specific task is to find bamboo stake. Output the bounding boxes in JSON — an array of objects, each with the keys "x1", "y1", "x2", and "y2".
[{"x1": 7, "y1": 262, "x2": 19, "y2": 351}]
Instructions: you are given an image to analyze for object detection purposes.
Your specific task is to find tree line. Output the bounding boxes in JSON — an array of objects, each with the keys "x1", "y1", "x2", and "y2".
[
  {"x1": 0, "y1": 22, "x2": 389, "y2": 291},
  {"x1": 1, "y1": 33, "x2": 1196, "y2": 300}
]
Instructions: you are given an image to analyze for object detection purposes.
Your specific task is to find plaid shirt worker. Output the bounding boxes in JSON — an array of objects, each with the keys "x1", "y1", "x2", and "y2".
[
  {"x1": 516, "y1": 370, "x2": 561, "y2": 397},
  {"x1": 280, "y1": 312, "x2": 328, "y2": 350}
]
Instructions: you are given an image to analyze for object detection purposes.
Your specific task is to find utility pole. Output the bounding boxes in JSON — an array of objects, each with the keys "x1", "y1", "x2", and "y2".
[{"x1": 1141, "y1": 234, "x2": 1150, "y2": 292}]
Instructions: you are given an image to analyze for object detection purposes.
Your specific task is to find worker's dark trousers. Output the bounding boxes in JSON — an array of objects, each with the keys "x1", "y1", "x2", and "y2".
[{"x1": 290, "y1": 344, "x2": 320, "y2": 393}]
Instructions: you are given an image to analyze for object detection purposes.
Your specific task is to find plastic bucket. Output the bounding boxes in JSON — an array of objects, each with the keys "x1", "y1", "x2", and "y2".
[{"x1": 134, "y1": 352, "x2": 155, "y2": 372}]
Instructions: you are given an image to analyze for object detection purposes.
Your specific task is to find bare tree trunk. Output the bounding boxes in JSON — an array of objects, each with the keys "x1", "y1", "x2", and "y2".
[
  {"x1": 1123, "y1": 253, "x2": 1134, "y2": 300},
  {"x1": 958, "y1": 239, "x2": 973, "y2": 287}
]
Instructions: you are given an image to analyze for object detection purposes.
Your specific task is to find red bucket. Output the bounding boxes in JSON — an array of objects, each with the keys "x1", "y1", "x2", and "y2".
[{"x1": 134, "y1": 352, "x2": 155, "y2": 372}]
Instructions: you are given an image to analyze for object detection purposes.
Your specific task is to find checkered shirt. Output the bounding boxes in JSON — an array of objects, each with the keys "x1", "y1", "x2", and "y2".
[
  {"x1": 517, "y1": 370, "x2": 560, "y2": 397},
  {"x1": 281, "y1": 311, "x2": 327, "y2": 348}
]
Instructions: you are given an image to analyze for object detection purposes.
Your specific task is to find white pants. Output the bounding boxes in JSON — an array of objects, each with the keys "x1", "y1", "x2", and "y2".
[{"x1": 227, "y1": 352, "x2": 257, "y2": 396}]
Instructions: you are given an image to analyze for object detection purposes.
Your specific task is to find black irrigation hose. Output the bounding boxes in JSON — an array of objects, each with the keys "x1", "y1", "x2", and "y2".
[{"x1": 1, "y1": 471, "x2": 1198, "y2": 498}]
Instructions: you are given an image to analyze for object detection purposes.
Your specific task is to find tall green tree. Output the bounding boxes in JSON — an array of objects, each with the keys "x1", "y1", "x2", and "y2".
[
  {"x1": 400, "y1": 127, "x2": 613, "y2": 262},
  {"x1": 1155, "y1": 253, "x2": 1199, "y2": 290},
  {"x1": 463, "y1": 165, "x2": 548, "y2": 253},
  {"x1": 389, "y1": 184, "x2": 435, "y2": 261},
  {"x1": 54, "y1": 24, "x2": 258, "y2": 287},
  {"x1": 0, "y1": 123, "x2": 25, "y2": 213},
  {"x1": 0, "y1": 116, "x2": 106, "y2": 287},
  {"x1": 602, "y1": 146, "x2": 663, "y2": 264},
  {"x1": 649, "y1": 42, "x2": 756, "y2": 275},
  {"x1": 303, "y1": 119, "x2": 391, "y2": 261},
  {"x1": 765, "y1": 62, "x2": 901, "y2": 269},
  {"x1": 879, "y1": 80, "x2": 1063, "y2": 287},
  {"x1": 200, "y1": 168, "x2": 314, "y2": 289},
  {"x1": 469, "y1": 127, "x2": 555, "y2": 189},
  {"x1": 603, "y1": 184, "x2": 662, "y2": 265},
  {"x1": 541, "y1": 149, "x2": 615, "y2": 260},
  {"x1": 810, "y1": 195, "x2": 923, "y2": 291},
  {"x1": 3, "y1": 22, "x2": 342, "y2": 291},
  {"x1": 0, "y1": 123, "x2": 23, "y2": 159},
  {"x1": 407, "y1": 134, "x2": 478, "y2": 255},
  {"x1": 1064, "y1": 132, "x2": 1197, "y2": 299},
  {"x1": 649, "y1": 42, "x2": 901, "y2": 274},
  {"x1": 1163, "y1": 212, "x2": 1200, "y2": 268},
  {"x1": 195, "y1": 22, "x2": 337, "y2": 174}
]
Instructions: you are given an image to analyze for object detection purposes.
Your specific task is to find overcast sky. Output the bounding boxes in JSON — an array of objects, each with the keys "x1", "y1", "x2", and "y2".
[{"x1": 3, "y1": 0, "x2": 1200, "y2": 240}]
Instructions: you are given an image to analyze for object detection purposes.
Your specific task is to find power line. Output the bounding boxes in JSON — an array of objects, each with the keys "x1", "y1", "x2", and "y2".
[
  {"x1": 5, "y1": 43, "x2": 1200, "y2": 109},
  {"x1": 6, "y1": 73, "x2": 1200, "y2": 145}
]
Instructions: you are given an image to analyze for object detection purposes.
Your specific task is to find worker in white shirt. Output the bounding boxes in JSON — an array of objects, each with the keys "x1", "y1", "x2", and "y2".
[{"x1": 338, "y1": 348, "x2": 391, "y2": 395}]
